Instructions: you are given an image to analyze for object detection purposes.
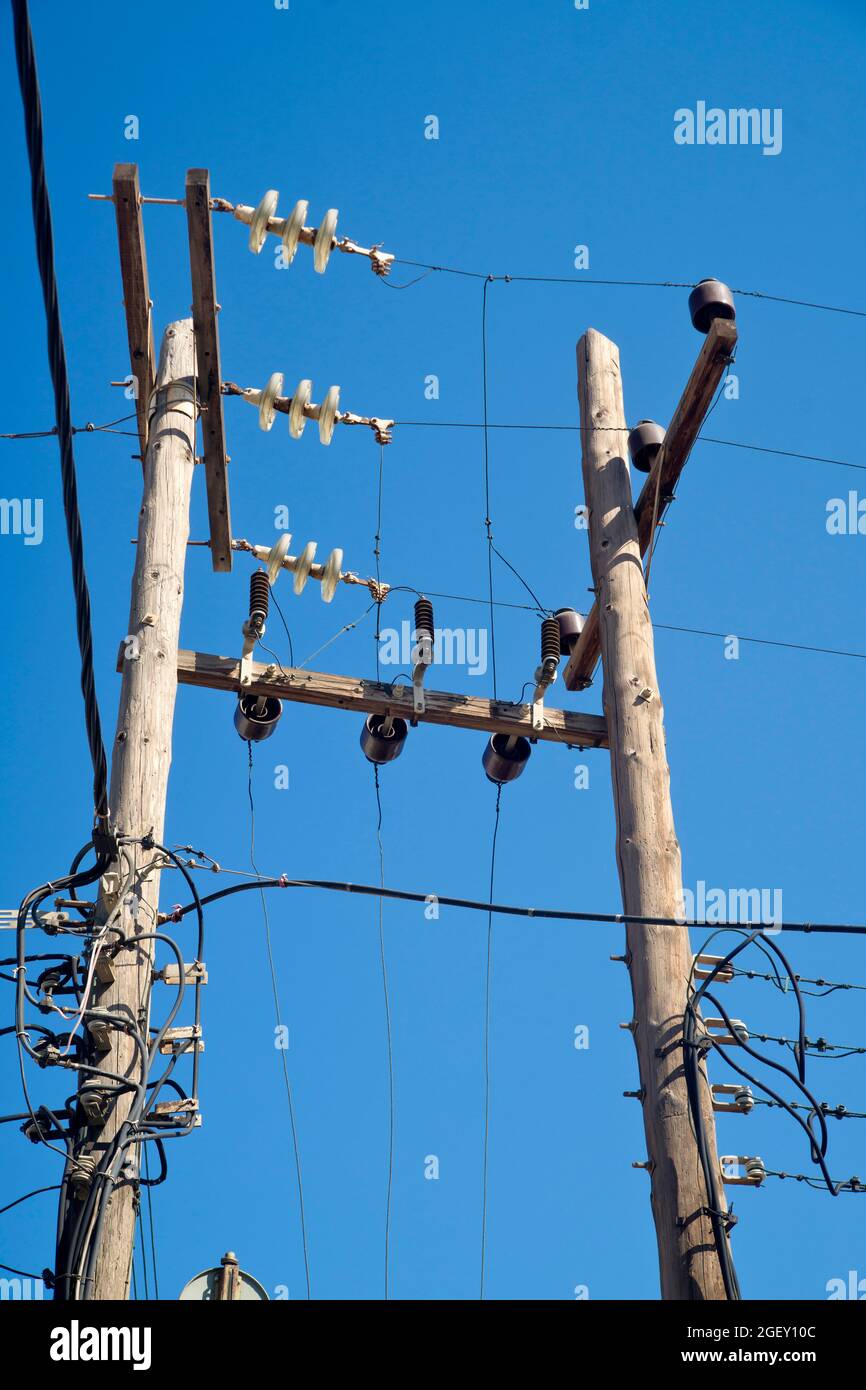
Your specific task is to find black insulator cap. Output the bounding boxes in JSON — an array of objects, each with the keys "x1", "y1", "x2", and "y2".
[
  {"x1": 541, "y1": 616, "x2": 561, "y2": 665},
  {"x1": 628, "y1": 419, "x2": 666, "y2": 474},
  {"x1": 249, "y1": 569, "x2": 270, "y2": 626},
  {"x1": 414, "y1": 596, "x2": 434, "y2": 638},
  {"x1": 360, "y1": 714, "x2": 408, "y2": 765},
  {"x1": 482, "y1": 733, "x2": 531, "y2": 784},
  {"x1": 688, "y1": 278, "x2": 736, "y2": 335},
  {"x1": 234, "y1": 694, "x2": 282, "y2": 743},
  {"x1": 555, "y1": 607, "x2": 584, "y2": 655}
]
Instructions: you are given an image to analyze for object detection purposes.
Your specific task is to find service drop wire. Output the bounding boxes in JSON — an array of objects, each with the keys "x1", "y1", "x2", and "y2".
[
  {"x1": 161, "y1": 876, "x2": 866, "y2": 937},
  {"x1": 687, "y1": 933, "x2": 836, "y2": 1193}
]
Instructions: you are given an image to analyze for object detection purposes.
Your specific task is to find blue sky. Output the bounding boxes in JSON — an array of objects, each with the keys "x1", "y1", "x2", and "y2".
[{"x1": 2, "y1": 0, "x2": 865, "y2": 1300}]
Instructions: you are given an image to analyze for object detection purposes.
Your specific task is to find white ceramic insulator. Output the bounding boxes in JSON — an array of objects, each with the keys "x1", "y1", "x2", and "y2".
[
  {"x1": 318, "y1": 385, "x2": 340, "y2": 445},
  {"x1": 266, "y1": 533, "x2": 291, "y2": 584},
  {"x1": 293, "y1": 541, "x2": 317, "y2": 594},
  {"x1": 258, "y1": 373, "x2": 284, "y2": 431},
  {"x1": 281, "y1": 200, "x2": 308, "y2": 264},
  {"x1": 249, "y1": 190, "x2": 279, "y2": 253},
  {"x1": 313, "y1": 209, "x2": 338, "y2": 273},
  {"x1": 320, "y1": 548, "x2": 343, "y2": 602},
  {"x1": 289, "y1": 379, "x2": 313, "y2": 439}
]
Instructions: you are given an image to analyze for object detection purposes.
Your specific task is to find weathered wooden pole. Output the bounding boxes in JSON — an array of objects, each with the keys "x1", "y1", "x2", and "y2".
[
  {"x1": 577, "y1": 327, "x2": 730, "y2": 1300},
  {"x1": 62, "y1": 319, "x2": 197, "y2": 1300}
]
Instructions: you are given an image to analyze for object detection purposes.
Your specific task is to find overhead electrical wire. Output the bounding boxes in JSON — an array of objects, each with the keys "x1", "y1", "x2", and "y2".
[
  {"x1": 157, "y1": 874, "x2": 866, "y2": 937},
  {"x1": 371, "y1": 446, "x2": 396, "y2": 1302},
  {"x1": 11, "y1": 0, "x2": 109, "y2": 827},
  {"x1": 479, "y1": 785, "x2": 502, "y2": 1301},
  {"x1": 245, "y1": 744, "x2": 312, "y2": 1300},
  {"x1": 389, "y1": 260, "x2": 866, "y2": 319}
]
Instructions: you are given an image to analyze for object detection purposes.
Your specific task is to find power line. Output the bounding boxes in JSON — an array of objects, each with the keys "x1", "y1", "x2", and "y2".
[
  {"x1": 396, "y1": 421, "x2": 866, "y2": 475},
  {"x1": 390, "y1": 261, "x2": 866, "y2": 319},
  {"x1": 0, "y1": 413, "x2": 139, "y2": 440},
  {"x1": 246, "y1": 745, "x2": 312, "y2": 1300},
  {"x1": 12, "y1": 0, "x2": 109, "y2": 827},
  {"x1": 479, "y1": 784, "x2": 502, "y2": 1301},
  {"x1": 372, "y1": 767, "x2": 395, "y2": 1302},
  {"x1": 161, "y1": 874, "x2": 866, "y2": 937},
  {"x1": 371, "y1": 444, "x2": 396, "y2": 1302}
]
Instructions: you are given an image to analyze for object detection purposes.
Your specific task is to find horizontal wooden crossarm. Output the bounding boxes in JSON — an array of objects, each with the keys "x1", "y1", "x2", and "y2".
[
  {"x1": 564, "y1": 316, "x2": 738, "y2": 690},
  {"x1": 118, "y1": 646, "x2": 610, "y2": 748}
]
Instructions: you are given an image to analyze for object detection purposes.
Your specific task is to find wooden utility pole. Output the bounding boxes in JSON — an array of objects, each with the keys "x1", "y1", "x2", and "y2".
[
  {"x1": 63, "y1": 319, "x2": 198, "y2": 1300},
  {"x1": 578, "y1": 328, "x2": 729, "y2": 1300}
]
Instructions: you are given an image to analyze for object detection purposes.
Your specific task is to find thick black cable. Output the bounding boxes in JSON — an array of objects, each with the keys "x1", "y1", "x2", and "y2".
[
  {"x1": 162, "y1": 875, "x2": 866, "y2": 936},
  {"x1": 11, "y1": 0, "x2": 109, "y2": 824}
]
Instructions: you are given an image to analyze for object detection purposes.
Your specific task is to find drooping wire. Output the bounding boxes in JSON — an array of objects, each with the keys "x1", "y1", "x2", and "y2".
[
  {"x1": 371, "y1": 448, "x2": 395, "y2": 1299},
  {"x1": 246, "y1": 744, "x2": 312, "y2": 1300},
  {"x1": 0, "y1": 412, "x2": 139, "y2": 440},
  {"x1": 395, "y1": 422, "x2": 866, "y2": 475},
  {"x1": 479, "y1": 784, "x2": 502, "y2": 1300},
  {"x1": 391, "y1": 260, "x2": 866, "y2": 318},
  {"x1": 142, "y1": 1142, "x2": 160, "y2": 1299},
  {"x1": 135, "y1": 1204, "x2": 149, "y2": 1300},
  {"x1": 166, "y1": 874, "x2": 866, "y2": 937},
  {"x1": 481, "y1": 277, "x2": 498, "y2": 699},
  {"x1": 11, "y1": 0, "x2": 109, "y2": 825},
  {"x1": 373, "y1": 766, "x2": 395, "y2": 1301}
]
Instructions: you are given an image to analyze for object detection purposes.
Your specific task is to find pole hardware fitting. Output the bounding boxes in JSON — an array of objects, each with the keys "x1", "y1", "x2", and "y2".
[
  {"x1": 224, "y1": 374, "x2": 394, "y2": 444},
  {"x1": 610, "y1": 951, "x2": 631, "y2": 966},
  {"x1": 619, "y1": 1020, "x2": 637, "y2": 1032},
  {"x1": 411, "y1": 597, "x2": 435, "y2": 717},
  {"x1": 720, "y1": 1154, "x2": 765, "y2": 1186},
  {"x1": 531, "y1": 616, "x2": 562, "y2": 732},
  {"x1": 22, "y1": 1107, "x2": 68, "y2": 1145},
  {"x1": 158, "y1": 1025, "x2": 204, "y2": 1056},
  {"x1": 712, "y1": 1083, "x2": 755, "y2": 1114},
  {"x1": 632, "y1": 1159, "x2": 655, "y2": 1174},
  {"x1": 678, "y1": 1205, "x2": 738, "y2": 1232},
  {"x1": 69, "y1": 1152, "x2": 98, "y2": 1200},
  {"x1": 154, "y1": 960, "x2": 208, "y2": 986},
  {"x1": 623, "y1": 1088, "x2": 645, "y2": 1101},
  {"x1": 694, "y1": 953, "x2": 735, "y2": 984},
  {"x1": 234, "y1": 189, "x2": 394, "y2": 276},
  {"x1": 703, "y1": 1017, "x2": 749, "y2": 1046},
  {"x1": 79, "y1": 1080, "x2": 112, "y2": 1126},
  {"x1": 86, "y1": 1014, "x2": 114, "y2": 1053}
]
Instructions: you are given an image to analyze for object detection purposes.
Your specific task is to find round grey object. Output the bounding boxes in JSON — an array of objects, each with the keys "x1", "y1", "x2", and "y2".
[
  {"x1": 555, "y1": 607, "x2": 584, "y2": 655},
  {"x1": 179, "y1": 1265, "x2": 269, "y2": 1302},
  {"x1": 234, "y1": 694, "x2": 282, "y2": 743},
  {"x1": 482, "y1": 733, "x2": 531, "y2": 784},
  {"x1": 628, "y1": 419, "x2": 666, "y2": 474},
  {"x1": 360, "y1": 714, "x2": 408, "y2": 765},
  {"x1": 688, "y1": 278, "x2": 736, "y2": 334}
]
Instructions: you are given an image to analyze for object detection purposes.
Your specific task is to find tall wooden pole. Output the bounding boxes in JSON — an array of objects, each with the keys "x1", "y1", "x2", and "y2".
[
  {"x1": 63, "y1": 319, "x2": 197, "y2": 1300},
  {"x1": 577, "y1": 328, "x2": 729, "y2": 1300}
]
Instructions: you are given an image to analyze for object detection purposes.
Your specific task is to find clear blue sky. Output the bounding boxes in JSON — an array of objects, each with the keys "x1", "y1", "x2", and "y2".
[{"x1": 2, "y1": 0, "x2": 865, "y2": 1301}]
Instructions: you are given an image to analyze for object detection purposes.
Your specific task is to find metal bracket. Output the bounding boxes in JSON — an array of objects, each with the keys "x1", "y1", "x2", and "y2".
[
  {"x1": 411, "y1": 632, "x2": 434, "y2": 716},
  {"x1": 531, "y1": 660, "x2": 558, "y2": 732},
  {"x1": 158, "y1": 1025, "x2": 204, "y2": 1055}
]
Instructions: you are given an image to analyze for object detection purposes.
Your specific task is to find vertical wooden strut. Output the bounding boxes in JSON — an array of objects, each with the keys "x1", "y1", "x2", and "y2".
[
  {"x1": 577, "y1": 328, "x2": 729, "y2": 1300},
  {"x1": 65, "y1": 320, "x2": 197, "y2": 1300}
]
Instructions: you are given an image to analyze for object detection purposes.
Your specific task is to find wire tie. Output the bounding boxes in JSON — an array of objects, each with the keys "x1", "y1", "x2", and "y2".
[{"x1": 278, "y1": 874, "x2": 289, "y2": 888}]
